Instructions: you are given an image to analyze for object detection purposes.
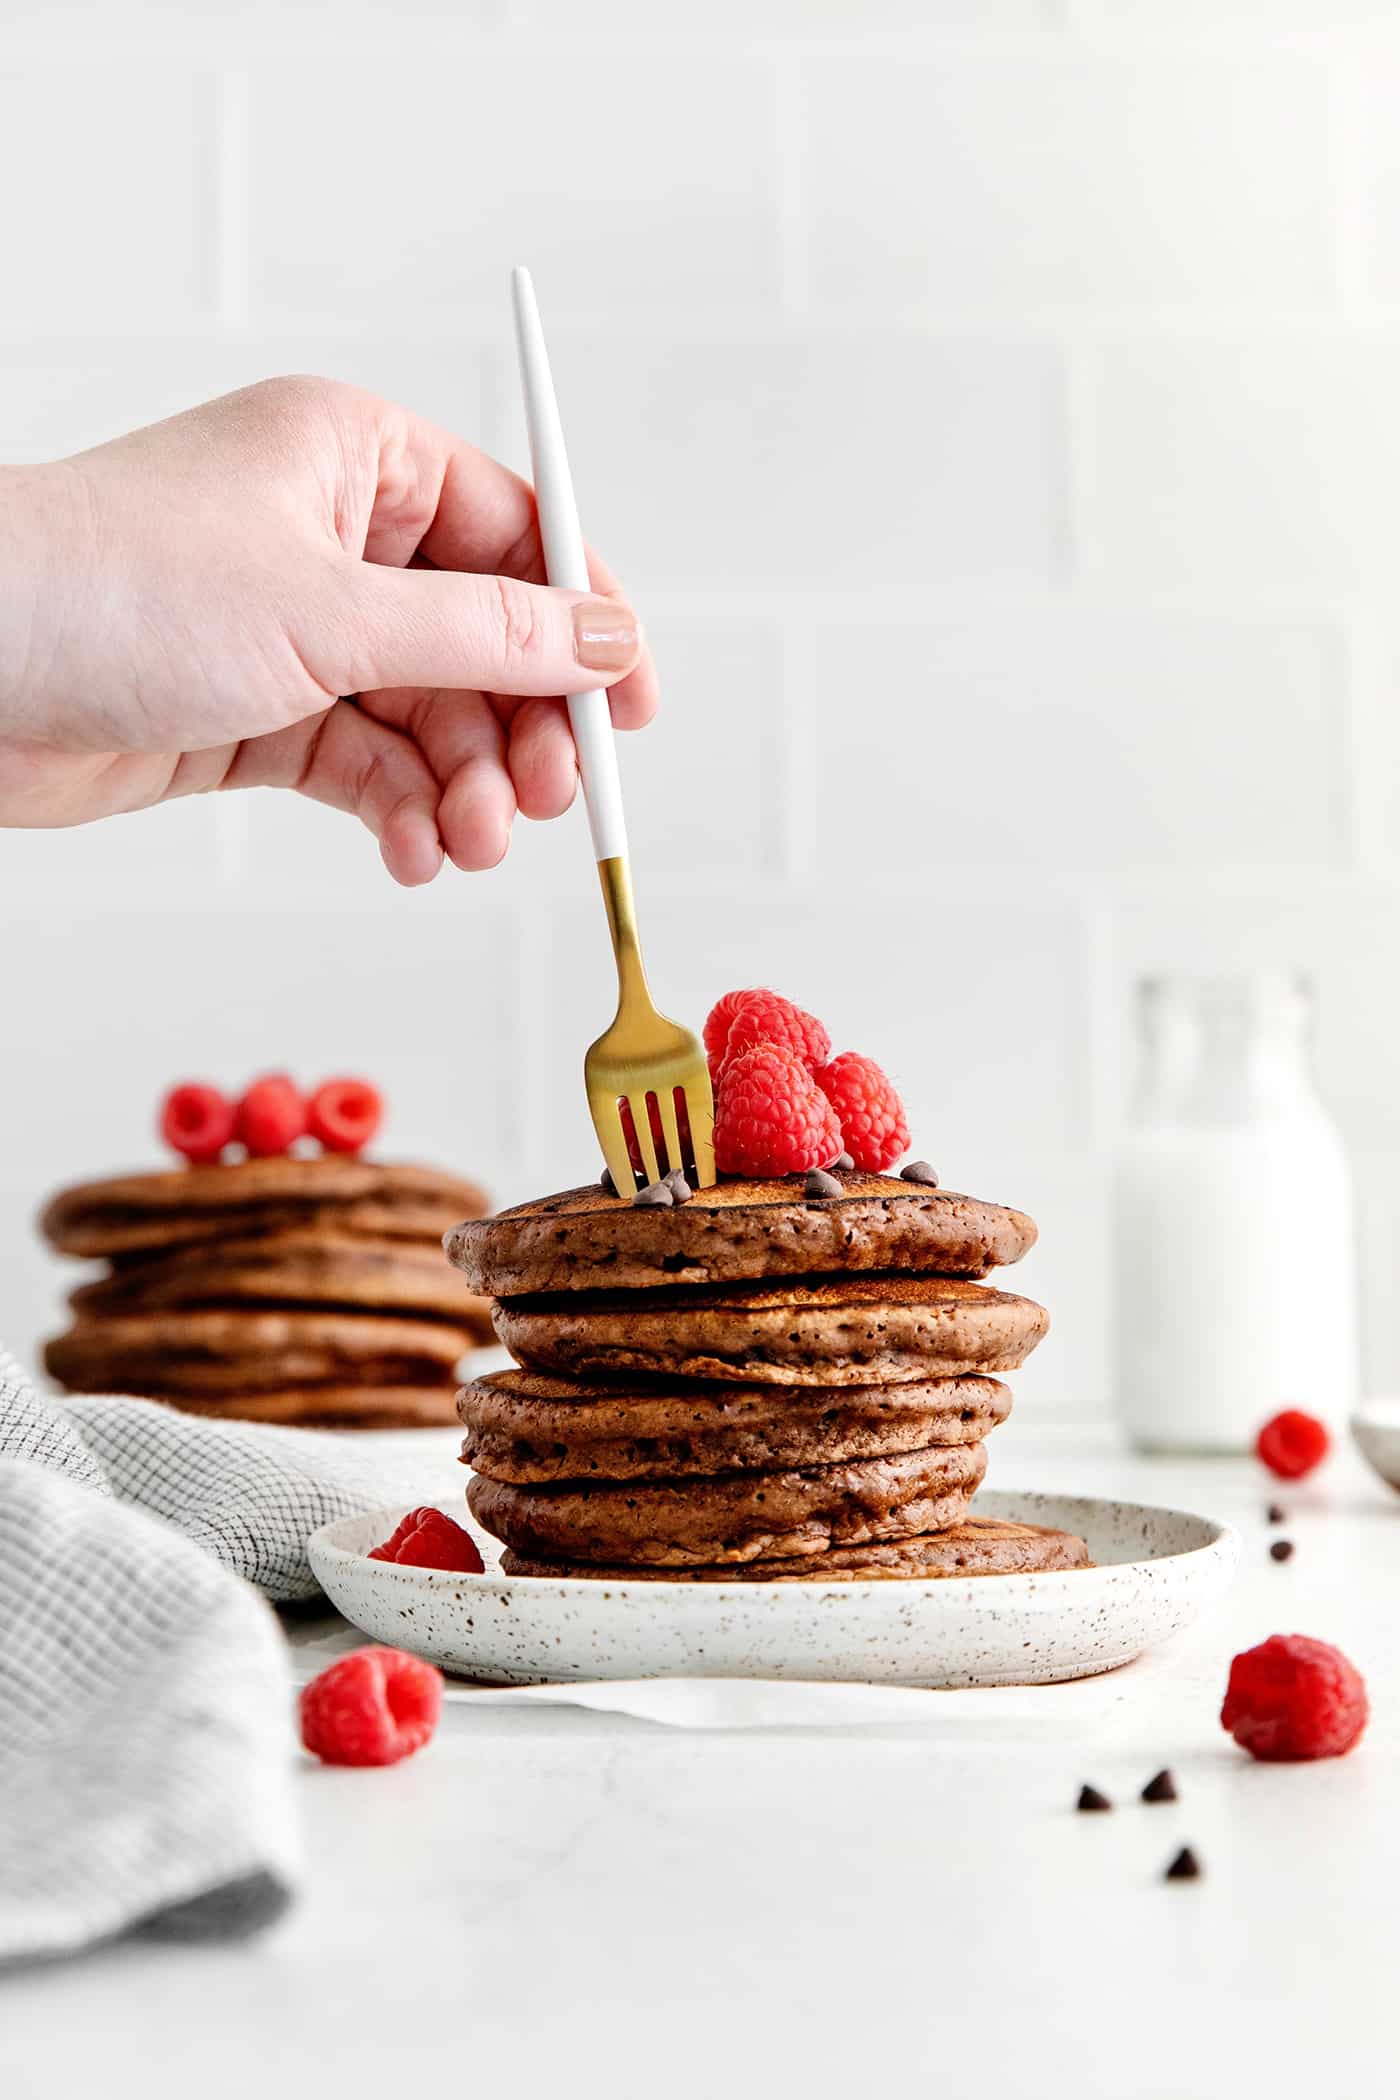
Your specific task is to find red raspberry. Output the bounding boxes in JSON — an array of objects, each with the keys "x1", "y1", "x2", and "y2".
[
  {"x1": 719, "y1": 991, "x2": 832, "y2": 1077},
  {"x1": 159, "y1": 1082, "x2": 235, "y2": 1165},
  {"x1": 713, "y1": 1042, "x2": 842, "y2": 1178},
  {"x1": 369, "y1": 1510, "x2": 418, "y2": 1560},
  {"x1": 1221, "y1": 1634, "x2": 1368, "y2": 1762},
  {"x1": 308, "y1": 1076, "x2": 383, "y2": 1155},
  {"x1": 704, "y1": 988, "x2": 759, "y2": 1069},
  {"x1": 368, "y1": 1506, "x2": 484, "y2": 1574},
  {"x1": 235, "y1": 1073, "x2": 307, "y2": 1158},
  {"x1": 813, "y1": 1053, "x2": 910, "y2": 1172},
  {"x1": 299, "y1": 1647, "x2": 443, "y2": 1767},
  {"x1": 1256, "y1": 1409, "x2": 1330, "y2": 1480}
]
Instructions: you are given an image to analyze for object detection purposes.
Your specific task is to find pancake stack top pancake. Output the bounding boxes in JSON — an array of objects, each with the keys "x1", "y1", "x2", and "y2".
[
  {"x1": 41, "y1": 1155, "x2": 495, "y2": 1428},
  {"x1": 449, "y1": 1171, "x2": 1091, "y2": 1579}
]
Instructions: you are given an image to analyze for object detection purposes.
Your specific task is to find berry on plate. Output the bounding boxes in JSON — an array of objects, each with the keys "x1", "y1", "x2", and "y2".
[
  {"x1": 159, "y1": 1082, "x2": 235, "y2": 1165},
  {"x1": 714, "y1": 1042, "x2": 843, "y2": 1177},
  {"x1": 235, "y1": 1073, "x2": 307, "y2": 1158},
  {"x1": 1256, "y1": 1408, "x2": 1331, "y2": 1480},
  {"x1": 814, "y1": 1052, "x2": 910, "y2": 1173},
  {"x1": 300, "y1": 1647, "x2": 443, "y2": 1767},
  {"x1": 308, "y1": 1076, "x2": 383, "y2": 1155},
  {"x1": 368, "y1": 1506, "x2": 484, "y2": 1574},
  {"x1": 718, "y1": 990, "x2": 831, "y2": 1078},
  {"x1": 1221, "y1": 1633, "x2": 1368, "y2": 1762}
]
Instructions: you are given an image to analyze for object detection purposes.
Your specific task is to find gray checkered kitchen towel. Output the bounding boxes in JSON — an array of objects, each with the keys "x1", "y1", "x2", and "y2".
[{"x1": 0, "y1": 1349, "x2": 388, "y2": 1966}]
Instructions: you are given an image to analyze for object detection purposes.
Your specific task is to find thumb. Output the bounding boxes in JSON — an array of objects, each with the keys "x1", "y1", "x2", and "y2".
[{"x1": 318, "y1": 558, "x2": 643, "y2": 697}]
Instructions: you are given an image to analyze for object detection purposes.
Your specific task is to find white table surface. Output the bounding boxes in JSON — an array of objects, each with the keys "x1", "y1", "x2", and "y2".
[{"x1": 5, "y1": 1421, "x2": 1397, "y2": 2099}]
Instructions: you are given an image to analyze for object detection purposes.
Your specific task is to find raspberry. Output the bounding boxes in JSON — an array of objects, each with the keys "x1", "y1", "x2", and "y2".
[
  {"x1": 308, "y1": 1076, "x2": 383, "y2": 1155},
  {"x1": 813, "y1": 1053, "x2": 910, "y2": 1173},
  {"x1": 1221, "y1": 1634, "x2": 1368, "y2": 1762},
  {"x1": 299, "y1": 1647, "x2": 443, "y2": 1767},
  {"x1": 235, "y1": 1073, "x2": 307, "y2": 1158},
  {"x1": 159, "y1": 1082, "x2": 235, "y2": 1165},
  {"x1": 1256, "y1": 1409, "x2": 1331, "y2": 1480},
  {"x1": 703, "y1": 988, "x2": 759, "y2": 1069},
  {"x1": 718, "y1": 991, "x2": 831, "y2": 1077},
  {"x1": 368, "y1": 1506, "x2": 484, "y2": 1574},
  {"x1": 368, "y1": 1510, "x2": 418, "y2": 1560},
  {"x1": 713, "y1": 1043, "x2": 842, "y2": 1178}
]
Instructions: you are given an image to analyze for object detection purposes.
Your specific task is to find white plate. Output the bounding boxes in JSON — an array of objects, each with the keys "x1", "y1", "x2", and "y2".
[
  {"x1": 1351, "y1": 1401, "x2": 1400, "y2": 1493},
  {"x1": 306, "y1": 1489, "x2": 1239, "y2": 1690}
]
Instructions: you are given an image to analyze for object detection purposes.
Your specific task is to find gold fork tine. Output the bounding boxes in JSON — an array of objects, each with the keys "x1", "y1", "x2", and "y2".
[
  {"x1": 656, "y1": 1088, "x2": 684, "y2": 1182},
  {"x1": 686, "y1": 1090, "x2": 717, "y2": 1188},
  {"x1": 596, "y1": 1114, "x2": 637, "y2": 1202},
  {"x1": 630, "y1": 1095, "x2": 663, "y2": 1187}
]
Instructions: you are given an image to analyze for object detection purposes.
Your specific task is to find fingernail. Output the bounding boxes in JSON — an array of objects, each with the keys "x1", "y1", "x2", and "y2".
[{"x1": 573, "y1": 599, "x2": 640, "y2": 673}]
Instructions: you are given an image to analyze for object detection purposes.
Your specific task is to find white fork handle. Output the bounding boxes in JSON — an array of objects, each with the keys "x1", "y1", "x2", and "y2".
[{"x1": 511, "y1": 265, "x2": 628, "y2": 863}]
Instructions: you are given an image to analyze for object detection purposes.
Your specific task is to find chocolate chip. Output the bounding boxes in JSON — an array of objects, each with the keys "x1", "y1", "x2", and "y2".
[
  {"x1": 600, "y1": 1166, "x2": 617, "y2": 1194},
  {"x1": 1076, "y1": 1784, "x2": 1112, "y2": 1813},
  {"x1": 1267, "y1": 1503, "x2": 1286, "y2": 1525},
  {"x1": 666, "y1": 1169, "x2": 693, "y2": 1203},
  {"x1": 1141, "y1": 1768, "x2": 1177, "y2": 1804},
  {"x1": 827, "y1": 1151, "x2": 855, "y2": 1171},
  {"x1": 1164, "y1": 1846, "x2": 1201, "y2": 1881},
  {"x1": 900, "y1": 1160, "x2": 940, "y2": 1188},
  {"x1": 1270, "y1": 1538, "x2": 1295, "y2": 1562},
  {"x1": 632, "y1": 1180, "x2": 673, "y2": 1208},
  {"x1": 805, "y1": 1168, "x2": 843, "y2": 1200}
]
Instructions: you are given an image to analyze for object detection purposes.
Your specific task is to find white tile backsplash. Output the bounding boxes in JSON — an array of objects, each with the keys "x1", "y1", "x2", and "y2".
[
  {"x1": 1356, "y1": 57, "x2": 1400, "y2": 302},
  {"x1": 800, "y1": 55, "x2": 1338, "y2": 314},
  {"x1": 0, "y1": 794, "x2": 234, "y2": 882},
  {"x1": 0, "y1": 65, "x2": 216, "y2": 332},
  {"x1": 0, "y1": 6, "x2": 1396, "y2": 1418},
  {"x1": 498, "y1": 333, "x2": 1066, "y2": 596},
  {"x1": 248, "y1": 58, "x2": 779, "y2": 324},
  {"x1": 1084, "y1": 337, "x2": 1400, "y2": 599},
  {"x1": 0, "y1": 0, "x2": 508, "y2": 33},
  {"x1": 789, "y1": 613, "x2": 1350, "y2": 874},
  {"x1": 525, "y1": 0, "x2": 1053, "y2": 26},
  {"x1": 1070, "y1": 0, "x2": 1397, "y2": 23}
]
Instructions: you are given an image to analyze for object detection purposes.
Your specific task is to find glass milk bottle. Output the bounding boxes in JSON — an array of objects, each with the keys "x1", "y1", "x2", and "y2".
[{"x1": 1114, "y1": 973, "x2": 1358, "y2": 1453}]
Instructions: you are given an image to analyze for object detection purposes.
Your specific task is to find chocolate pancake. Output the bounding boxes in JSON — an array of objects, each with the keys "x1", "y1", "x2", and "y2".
[
  {"x1": 41, "y1": 1157, "x2": 487, "y2": 1259},
  {"x1": 44, "y1": 1308, "x2": 472, "y2": 1396},
  {"x1": 170, "y1": 1387, "x2": 462, "y2": 1429},
  {"x1": 446, "y1": 1171, "x2": 1036, "y2": 1294},
  {"x1": 493, "y1": 1273, "x2": 1048, "y2": 1386},
  {"x1": 70, "y1": 1234, "x2": 493, "y2": 1332},
  {"x1": 458, "y1": 1366, "x2": 1010, "y2": 1482},
  {"x1": 467, "y1": 1439, "x2": 986, "y2": 1566},
  {"x1": 502, "y1": 1516, "x2": 1092, "y2": 1581}
]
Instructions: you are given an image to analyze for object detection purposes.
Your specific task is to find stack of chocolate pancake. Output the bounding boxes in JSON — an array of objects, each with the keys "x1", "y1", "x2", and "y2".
[
  {"x1": 41, "y1": 1156, "x2": 494, "y2": 1428},
  {"x1": 449, "y1": 1171, "x2": 1091, "y2": 1579}
]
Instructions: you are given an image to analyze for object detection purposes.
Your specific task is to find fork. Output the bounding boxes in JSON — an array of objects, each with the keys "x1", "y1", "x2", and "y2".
[{"x1": 511, "y1": 266, "x2": 716, "y2": 1193}]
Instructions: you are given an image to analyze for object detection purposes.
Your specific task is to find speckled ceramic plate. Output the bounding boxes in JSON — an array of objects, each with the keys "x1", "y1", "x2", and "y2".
[{"x1": 306, "y1": 1489, "x2": 1239, "y2": 1689}]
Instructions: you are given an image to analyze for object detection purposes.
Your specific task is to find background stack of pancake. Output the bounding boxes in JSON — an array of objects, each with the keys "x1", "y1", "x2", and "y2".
[
  {"x1": 450, "y1": 1171, "x2": 1091, "y2": 1579},
  {"x1": 41, "y1": 1156, "x2": 494, "y2": 1428}
]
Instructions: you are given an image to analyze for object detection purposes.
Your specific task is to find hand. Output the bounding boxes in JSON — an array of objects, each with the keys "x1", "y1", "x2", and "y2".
[{"x1": 0, "y1": 376, "x2": 656, "y2": 883}]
